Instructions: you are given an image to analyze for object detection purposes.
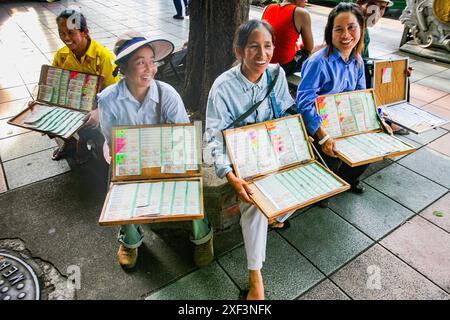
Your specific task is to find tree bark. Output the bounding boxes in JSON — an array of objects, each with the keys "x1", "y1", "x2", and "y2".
[{"x1": 183, "y1": 0, "x2": 249, "y2": 121}]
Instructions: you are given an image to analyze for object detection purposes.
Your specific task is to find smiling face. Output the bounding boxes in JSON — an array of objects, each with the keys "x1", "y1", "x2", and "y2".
[
  {"x1": 57, "y1": 18, "x2": 89, "y2": 57},
  {"x1": 235, "y1": 27, "x2": 274, "y2": 83},
  {"x1": 122, "y1": 46, "x2": 158, "y2": 90},
  {"x1": 331, "y1": 12, "x2": 361, "y2": 59}
]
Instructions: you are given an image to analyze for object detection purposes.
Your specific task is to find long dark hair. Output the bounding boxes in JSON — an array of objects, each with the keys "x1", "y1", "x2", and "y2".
[{"x1": 324, "y1": 2, "x2": 365, "y2": 61}]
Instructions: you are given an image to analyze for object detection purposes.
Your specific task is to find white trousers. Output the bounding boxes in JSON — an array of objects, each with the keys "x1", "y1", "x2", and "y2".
[{"x1": 239, "y1": 202, "x2": 294, "y2": 270}]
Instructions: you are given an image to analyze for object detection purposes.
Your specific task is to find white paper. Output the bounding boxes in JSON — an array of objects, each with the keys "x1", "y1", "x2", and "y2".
[{"x1": 382, "y1": 67, "x2": 392, "y2": 84}]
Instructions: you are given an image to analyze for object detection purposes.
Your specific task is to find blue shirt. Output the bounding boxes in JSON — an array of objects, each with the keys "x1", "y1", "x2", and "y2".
[
  {"x1": 98, "y1": 78, "x2": 189, "y2": 148},
  {"x1": 296, "y1": 47, "x2": 366, "y2": 136},
  {"x1": 205, "y1": 64, "x2": 295, "y2": 179}
]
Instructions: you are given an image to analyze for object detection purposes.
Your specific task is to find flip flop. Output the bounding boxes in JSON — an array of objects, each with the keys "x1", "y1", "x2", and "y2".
[
  {"x1": 238, "y1": 289, "x2": 249, "y2": 300},
  {"x1": 269, "y1": 220, "x2": 290, "y2": 231},
  {"x1": 52, "y1": 147, "x2": 67, "y2": 161}
]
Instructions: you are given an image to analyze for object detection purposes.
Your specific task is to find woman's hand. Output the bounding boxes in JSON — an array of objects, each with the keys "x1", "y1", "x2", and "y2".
[
  {"x1": 82, "y1": 109, "x2": 100, "y2": 129},
  {"x1": 380, "y1": 119, "x2": 394, "y2": 136},
  {"x1": 321, "y1": 136, "x2": 338, "y2": 157},
  {"x1": 226, "y1": 171, "x2": 254, "y2": 204}
]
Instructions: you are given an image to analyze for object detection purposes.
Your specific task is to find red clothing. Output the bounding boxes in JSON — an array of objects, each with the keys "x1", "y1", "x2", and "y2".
[{"x1": 262, "y1": 4, "x2": 299, "y2": 65}]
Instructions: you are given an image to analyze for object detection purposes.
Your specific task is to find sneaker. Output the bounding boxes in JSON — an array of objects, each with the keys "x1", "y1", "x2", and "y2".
[
  {"x1": 194, "y1": 236, "x2": 214, "y2": 267},
  {"x1": 117, "y1": 244, "x2": 138, "y2": 269},
  {"x1": 350, "y1": 182, "x2": 365, "y2": 194},
  {"x1": 173, "y1": 14, "x2": 184, "y2": 20}
]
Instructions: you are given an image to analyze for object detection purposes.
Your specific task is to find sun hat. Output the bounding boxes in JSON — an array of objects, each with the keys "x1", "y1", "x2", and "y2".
[{"x1": 114, "y1": 31, "x2": 174, "y2": 64}]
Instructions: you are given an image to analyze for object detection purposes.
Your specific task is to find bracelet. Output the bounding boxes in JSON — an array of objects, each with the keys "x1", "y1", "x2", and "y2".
[{"x1": 318, "y1": 134, "x2": 330, "y2": 146}]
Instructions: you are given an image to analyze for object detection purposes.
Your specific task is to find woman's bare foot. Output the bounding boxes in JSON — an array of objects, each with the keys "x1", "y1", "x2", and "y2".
[{"x1": 247, "y1": 270, "x2": 265, "y2": 300}]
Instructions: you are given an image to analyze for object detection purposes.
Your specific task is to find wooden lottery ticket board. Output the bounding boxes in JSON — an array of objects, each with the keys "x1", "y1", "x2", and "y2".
[
  {"x1": 99, "y1": 124, "x2": 204, "y2": 226},
  {"x1": 373, "y1": 58, "x2": 448, "y2": 134},
  {"x1": 8, "y1": 65, "x2": 103, "y2": 139},
  {"x1": 223, "y1": 114, "x2": 350, "y2": 221},
  {"x1": 315, "y1": 89, "x2": 416, "y2": 167}
]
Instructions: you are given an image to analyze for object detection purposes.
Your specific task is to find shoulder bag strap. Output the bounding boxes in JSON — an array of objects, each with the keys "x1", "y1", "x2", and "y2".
[
  {"x1": 155, "y1": 80, "x2": 163, "y2": 123},
  {"x1": 224, "y1": 66, "x2": 280, "y2": 130}
]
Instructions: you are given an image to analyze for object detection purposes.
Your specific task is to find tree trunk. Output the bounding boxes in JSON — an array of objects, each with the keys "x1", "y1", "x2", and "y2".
[{"x1": 183, "y1": 0, "x2": 249, "y2": 121}]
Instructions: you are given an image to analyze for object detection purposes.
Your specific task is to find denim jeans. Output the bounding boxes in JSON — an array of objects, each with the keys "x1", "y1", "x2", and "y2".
[{"x1": 118, "y1": 214, "x2": 212, "y2": 248}]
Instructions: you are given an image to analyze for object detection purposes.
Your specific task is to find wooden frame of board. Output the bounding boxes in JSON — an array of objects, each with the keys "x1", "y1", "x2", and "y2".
[
  {"x1": 315, "y1": 89, "x2": 416, "y2": 167},
  {"x1": 99, "y1": 123, "x2": 204, "y2": 226},
  {"x1": 8, "y1": 64, "x2": 104, "y2": 140},
  {"x1": 223, "y1": 114, "x2": 350, "y2": 221},
  {"x1": 373, "y1": 58, "x2": 448, "y2": 134}
]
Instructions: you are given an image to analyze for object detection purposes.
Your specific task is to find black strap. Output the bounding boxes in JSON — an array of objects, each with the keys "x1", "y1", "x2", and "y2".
[
  {"x1": 225, "y1": 67, "x2": 280, "y2": 130},
  {"x1": 155, "y1": 80, "x2": 163, "y2": 123}
]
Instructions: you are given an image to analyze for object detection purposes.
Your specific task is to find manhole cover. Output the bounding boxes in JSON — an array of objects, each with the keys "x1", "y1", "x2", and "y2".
[{"x1": 0, "y1": 253, "x2": 40, "y2": 300}]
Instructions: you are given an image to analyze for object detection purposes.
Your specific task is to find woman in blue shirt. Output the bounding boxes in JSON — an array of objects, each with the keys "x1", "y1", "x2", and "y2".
[
  {"x1": 297, "y1": 2, "x2": 390, "y2": 198},
  {"x1": 206, "y1": 20, "x2": 296, "y2": 300},
  {"x1": 98, "y1": 32, "x2": 214, "y2": 270}
]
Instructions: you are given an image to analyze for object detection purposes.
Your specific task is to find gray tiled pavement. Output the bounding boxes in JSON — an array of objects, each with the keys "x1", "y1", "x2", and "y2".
[{"x1": 0, "y1": 0, "x2": 450, "y2": 300}]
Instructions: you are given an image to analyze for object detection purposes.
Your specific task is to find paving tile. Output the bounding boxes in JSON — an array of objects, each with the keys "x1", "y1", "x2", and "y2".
[
  {"x1": 434, "y1": 69, "x2": 450, "y2": 80},
  {"x1": 398, "y1": 147, "x2": 450, "y2": 189},
  {"x1": 409, "y1": 61, "x2": 448, "y2": 79},
  {"x1": 427, "y1": 133, "x2": 450, "y2": 158},
  {"x1": 0, "y1": 98, "x2": 28, "y2": 120},
  {"x1": 380, "y1": 216, "x2": 450, "y2": 293},
  {"x1": 409, "y1": 97, "x2": 428, "y2": 107},
  {"x1": 0, "y1": 76, "x2": 24, "y2": 90},
  {"x1": 365, "y1": 163, "x2": 448, "y2": 213},
  {"x1": 420, "y1": 192, "x2": 450, "y2": 233},
  {"x1": 359, "y1": 159, "x2": 393, "y2": 180},
  {"x1": 0, "y1": 162, "x2": 7, "y2": 193},
  {"x1": 420, "y1": 104, "x2": 450, "y2": 131},
  {"x1": 282, "y1": 207, "x2": 373, "y2": 275},
  {"x1": 409, "y1": 83, "x2": 448, "y2": 104},
  {"x1": 329, "y1": 184, "x2": 415, "y2": 240},
  {"x1": 401, "y1": 127, "x2": 447, "y2": 145},
  {"x1": 331, "y1": 244, "x2": 450, "y2": 300},
  {"x1": 429, "y1": 94, "x2": 450, "y2": 110},
  {"x1": 218, "y1": 232, "x2": 324, "y2": 300},
  {"x1": 0, "y1": 118, "x2": 30, "y2": 140},
  {"x1": 145, "y1": 262, "x2": 239, "y2": 300},
  {"x1": 0, "y1": 86, "x2": 30, "y2": 104},
  {"x1": 298, "y1": 279, "x2": 349, "y2": 300},
  {"x1": 3, "y1": 148, "x2": 70, "y2": 189},
  {"x1": 0, "y1": 131, "x2": 57, "y2": 161},
  {"x1": 416, "y1": 76, "x2": 450, "y2": 94}
]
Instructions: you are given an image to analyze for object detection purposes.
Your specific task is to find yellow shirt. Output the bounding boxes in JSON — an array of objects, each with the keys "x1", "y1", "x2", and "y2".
[{"x1": 52, "y1": 38, "x2": 120, "y2": 89}]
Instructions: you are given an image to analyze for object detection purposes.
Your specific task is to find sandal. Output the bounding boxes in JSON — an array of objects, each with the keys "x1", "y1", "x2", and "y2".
[
  {"x1": 238, "y1": 289, "x2": 249, "y2": 300},
  {"x1": 269, "y1": 220, "x2": 290, "y2": 231},
  {"x1": 52, "y1": 147, "x2": 67, "y2": 161}
]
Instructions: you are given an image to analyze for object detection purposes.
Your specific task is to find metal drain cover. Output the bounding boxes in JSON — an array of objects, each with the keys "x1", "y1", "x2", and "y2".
[{"x1": 0, "y1": 253, "x2": 40, "y2": 300}]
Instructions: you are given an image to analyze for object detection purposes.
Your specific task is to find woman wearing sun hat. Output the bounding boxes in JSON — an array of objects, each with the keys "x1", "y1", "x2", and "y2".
[{"x1": 98, "y1": 31, "x2": 214, "y2": 270}]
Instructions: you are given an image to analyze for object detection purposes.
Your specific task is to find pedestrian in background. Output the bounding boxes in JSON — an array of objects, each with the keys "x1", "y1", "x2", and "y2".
[{"x1": 173, "y1": 0, "x2": 190, "y2": 20}]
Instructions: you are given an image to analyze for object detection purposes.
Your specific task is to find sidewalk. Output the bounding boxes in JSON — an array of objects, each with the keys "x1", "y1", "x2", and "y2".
[{"x1": 0, "y1": 0, "x2": 449, "y2": 300}]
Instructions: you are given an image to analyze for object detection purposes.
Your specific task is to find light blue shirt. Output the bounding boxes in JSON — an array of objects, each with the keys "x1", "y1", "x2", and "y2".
[
  {"x1": 205, "y1": 64, "x2": 295, "y2": 179},
  {"x1": 98, "y1": 78, "x2": 189, "y2": 148},
  {"x1": 296, "y1": 47, "x2": 366, "y2": 136}
]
